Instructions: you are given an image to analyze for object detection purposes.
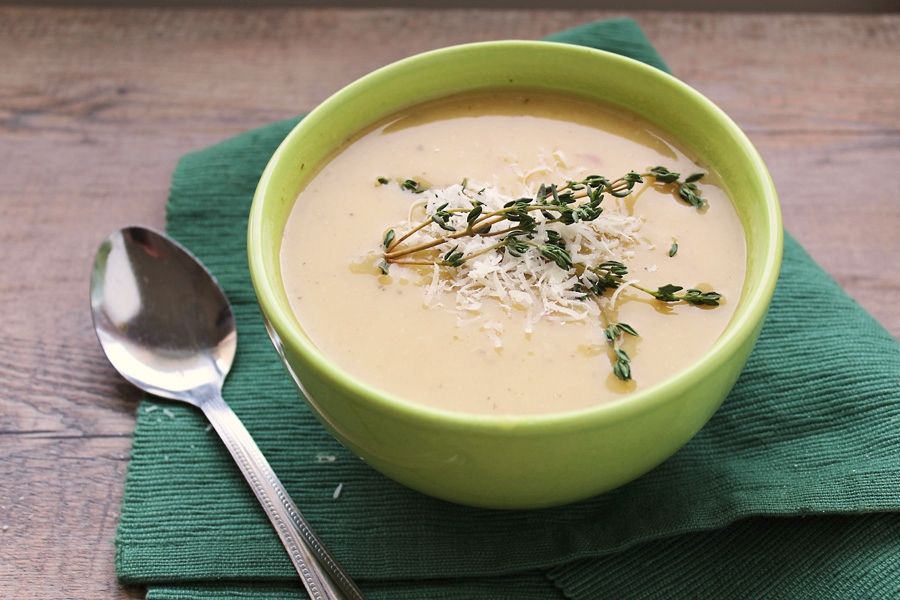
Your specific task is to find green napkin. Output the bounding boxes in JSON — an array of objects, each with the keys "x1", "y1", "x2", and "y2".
[{"x1": 116, "y1": 18, "x2": 900, "y2": 600}]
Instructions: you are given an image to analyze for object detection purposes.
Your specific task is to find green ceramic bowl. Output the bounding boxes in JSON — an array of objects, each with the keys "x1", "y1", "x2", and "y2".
[{"x1": 248, "y1": 41, "x2": 782, "y2": 509}]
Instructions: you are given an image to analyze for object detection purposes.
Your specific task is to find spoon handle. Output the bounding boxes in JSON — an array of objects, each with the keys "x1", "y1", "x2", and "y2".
[{"x1": 200, "y1": 390, "x2": 365, "y2": 600}]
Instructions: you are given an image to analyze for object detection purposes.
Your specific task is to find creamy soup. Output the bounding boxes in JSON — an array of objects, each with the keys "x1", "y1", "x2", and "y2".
[{"x1": 280, "y1": 92, "x2": 746, "y2": 415}]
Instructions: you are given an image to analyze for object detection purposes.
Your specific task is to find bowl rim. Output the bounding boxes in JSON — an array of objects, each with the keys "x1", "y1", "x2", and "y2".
[{"x1": 248, "y1": 40, "x2": 783, "y2": 435}]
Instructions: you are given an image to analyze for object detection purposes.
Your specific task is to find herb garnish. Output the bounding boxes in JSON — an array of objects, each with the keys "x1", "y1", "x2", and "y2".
[
  {"x1": 400, "y1": 179, "x2": 428, "y2": 194},
  {"x1": 646, "y1": 166, "x2": 708, "y2": 209},
  {"x1": 603, "y1": 320, "x2": 639, "y2": 381},
  {"x1": 382, "y1": 229, "x2": 395, "y2": 249},
  {"x1": 376, "y1": 166, "x2": 720, "y2": 381}
]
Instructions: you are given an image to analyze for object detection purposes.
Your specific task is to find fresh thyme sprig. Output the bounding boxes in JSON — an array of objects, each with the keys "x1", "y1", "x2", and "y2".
[
  {"x1": 633, "y1": 284, "x2": 722, "y2": 306},
  {"x1": 376, "y1": 167, "x2": 721, "y2": 381},
  {"x1": 382, "y1": 172, "x2": 643, "y2": 262},
  {"x1": 603, "y1": 320, "x2": 639, "y2": 381},
  {"x1": 574, "y1": 261, "x2": 721, "y2": 306}
]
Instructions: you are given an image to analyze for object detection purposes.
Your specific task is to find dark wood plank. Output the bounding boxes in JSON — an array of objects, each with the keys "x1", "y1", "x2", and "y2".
[{"x1": 0, "y1": 8, "x2": 897, "y2": 599}]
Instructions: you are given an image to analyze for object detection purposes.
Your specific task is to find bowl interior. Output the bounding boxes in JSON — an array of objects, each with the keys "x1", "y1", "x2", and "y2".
[{"x1": 248, "y1": 41, "x2": 782, "y2": 428}]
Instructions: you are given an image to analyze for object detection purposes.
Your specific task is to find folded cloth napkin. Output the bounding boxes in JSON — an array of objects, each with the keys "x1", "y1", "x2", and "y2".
[{"x1": 115, "y1": 18, "x2": 900, "y2": 599}]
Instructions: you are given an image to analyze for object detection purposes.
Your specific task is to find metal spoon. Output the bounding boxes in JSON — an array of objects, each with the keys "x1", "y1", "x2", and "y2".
[{"x1": 90, "y1": 226, "x2": 364, "y2": 600}]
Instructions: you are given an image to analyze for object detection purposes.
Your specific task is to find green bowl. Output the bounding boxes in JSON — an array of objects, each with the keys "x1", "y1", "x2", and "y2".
[{"x1": 248, "y1": 41, "x2": 782, "y2": 509}]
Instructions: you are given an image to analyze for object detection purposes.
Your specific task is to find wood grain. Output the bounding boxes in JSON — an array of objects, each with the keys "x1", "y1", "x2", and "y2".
[{"x1": 0, "y1": 8, "x2": 897, "y2": 599}]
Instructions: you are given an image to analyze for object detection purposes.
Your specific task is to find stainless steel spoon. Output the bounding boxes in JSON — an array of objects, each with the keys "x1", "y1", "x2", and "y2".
[{"x1": 90, "y1": 226, "x2": 364, "y2": 600}]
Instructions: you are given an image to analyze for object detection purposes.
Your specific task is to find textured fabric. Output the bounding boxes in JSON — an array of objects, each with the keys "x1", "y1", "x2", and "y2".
[
  {"x1": 146, "y1": 573, "x2": 560, "y2": 600},
  {"x1": 116, "y1": 18, "x2": 900, "y2": 599},
  {"x1": 551, "y1": 515, "x2": 900, "y2": 599}
]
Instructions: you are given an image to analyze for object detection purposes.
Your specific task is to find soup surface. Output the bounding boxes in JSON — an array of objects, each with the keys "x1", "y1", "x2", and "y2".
[{"x1": 280, "y1": 92, "x2": 746, "y2": 415}]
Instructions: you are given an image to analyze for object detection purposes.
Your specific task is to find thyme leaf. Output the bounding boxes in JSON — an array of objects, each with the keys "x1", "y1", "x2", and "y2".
[{"x1": 645, "y1": 166, "x2": 708, "y2": 209}]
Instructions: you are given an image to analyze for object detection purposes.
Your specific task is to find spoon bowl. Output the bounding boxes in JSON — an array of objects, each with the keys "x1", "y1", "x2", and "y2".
[{"x1": 90, "y1": 227, "x2": 235, "y2": 402}]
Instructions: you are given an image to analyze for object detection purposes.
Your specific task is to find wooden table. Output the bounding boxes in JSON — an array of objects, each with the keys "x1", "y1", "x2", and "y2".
[{"x1": 1, "y1": 7, "x2": 897, "y2": 598}]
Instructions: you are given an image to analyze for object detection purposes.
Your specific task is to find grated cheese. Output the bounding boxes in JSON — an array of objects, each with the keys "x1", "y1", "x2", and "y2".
[
  {"x1": 380, "y1": 163, "x2": 644, "y2": 346},
  {"x1": 481, "y1": 320, "x2": 505, "y2": 349},
  {"x1": 610, "y1": 279, "x2": 640, "y2": 310}
]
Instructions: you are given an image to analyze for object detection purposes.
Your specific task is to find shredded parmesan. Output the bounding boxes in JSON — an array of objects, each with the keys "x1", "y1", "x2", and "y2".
[
  {"x1": 379, "y1": 161, "x2": 644, "y2": 345},
  {"x1": 423, "y1": 263, "x2": 443, "y2": 308},
  {"x1": 482, "y1": 320, "x2": 505, "y2": 349},
  {"x1": 610, "y1": 279, "x2": 640, "y2": 310}
]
